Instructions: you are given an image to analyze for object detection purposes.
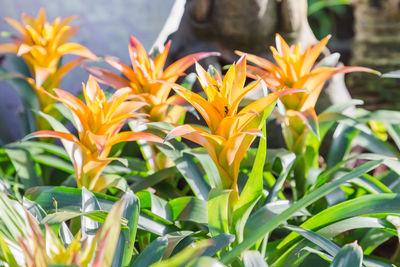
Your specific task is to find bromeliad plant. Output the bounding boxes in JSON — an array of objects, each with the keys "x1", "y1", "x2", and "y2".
[
  {"x1": 0, "y1": 8, "x2": 97, "y2": 131},
  {"x1": 24, "y1": 76, "x2": 163, "y2": 192},
  {"x1": 237, "y1": 34, "x2": 378, "y2": 196},
  {"x1": 85, "y1": 35, "x2": 217, "y2": 169},
  {"x1": 163, "y1": 56, "x2": 300, "y2": 199},
  {"x1": 0, "y1": 190, "x2": 127, "y2": 267},
  {"x1": 3, "y1": 8, "x2": 400, "y2": 267},
  {"x1": 0, "y1": 7, "x2": 96, "y2": 85},
  {"x1": 85, "y1": 35, "x2": 217, "y2": 124}
]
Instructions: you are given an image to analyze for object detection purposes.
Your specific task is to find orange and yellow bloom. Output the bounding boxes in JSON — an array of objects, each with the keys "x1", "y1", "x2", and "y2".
[
  {"x1": 0, "y1": 8, "x2": 97, "y2": 86},
  {"x1": 237, "y1": 34, "x2": 377, "y2": 153},
  {"x1": 86, "y1": 35, "x2": 218, "y2": 123},
  {"x1": 163, "y1": 56, "x2": 300, "y2": 196},
  {"x1": 0, "y1": 8, "x2": 97, "y2": 131},
  {"x1": 26, "y1": 76, "x2": 163, "y2": 192}
]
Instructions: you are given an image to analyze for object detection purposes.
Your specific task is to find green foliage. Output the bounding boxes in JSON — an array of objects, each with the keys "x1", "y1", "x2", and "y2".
[{"x1": 2, "y1": 13, "x2": 400, "y2": 266}]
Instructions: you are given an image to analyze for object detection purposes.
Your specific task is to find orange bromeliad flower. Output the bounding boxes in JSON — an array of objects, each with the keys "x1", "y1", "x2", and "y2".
[
  {"x1": 85, "y1": 35, "x2": 218, "y2": 123},
  {"x1": 237, "y1": 34, "x2": 377, "y2": 153},
  {"x1": 0, "y1": 8, "x2": 97, "y2": 86},
  {"x1": 163, "y1": 56, "x2": 300, "y2": 196},
  {"x1": 0, "y1": 8, "x2": 97, "y2": 131},
  {"x1": 25, "y1": 76, "x2": 163, "y2": 192}
]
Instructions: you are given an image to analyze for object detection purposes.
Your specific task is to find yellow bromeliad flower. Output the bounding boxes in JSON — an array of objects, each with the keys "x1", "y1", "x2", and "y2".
[
  {"x1": 85, "y1": 35, "x2": 218, "y2": 123},
  {"x1": 163, "y1": 56, "x2": 300, "y2": 197},
  {"x1": 25, "y1": 76, "x2": 163, "y2": 192},
  {"x1": 0, "y1": 7, "x2": 97, "y2": 86},
  {"x1": 237, "y1": 34, "x2": 377, "y2": 153},
  {"x1": 0, "y1": 7, "x2": 97, "y2": 130}
]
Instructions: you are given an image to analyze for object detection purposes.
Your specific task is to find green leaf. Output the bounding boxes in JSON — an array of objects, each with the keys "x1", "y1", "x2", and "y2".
[
  {"x1": 354, "y1": 132, "x2": 398, "y2": 158},
  {"x1": 312, "y1": 153, "x2": 392, "y2": 190},
  {"x1": 41, "y1": 210, "x2": 127, "y2": 226},
  {"x1": 243, "y1": 250, "x2": 268, "y2": 267},
  {"x1": 0, "y1": 233, "x2": 18, "y2": 266},
  {"x1": 300, "y1": 247, "x2": 333, "y2": 262},
  {"x1": 164, "y1": 231, "x2": 194, "y2": 259},
  {"x1": 32, "y1": 154, "x2": 74, "y2": 173},
  {"x1": 53, "y1": 103, "x2": 76, "y2": 127},
  {"x1": 277, "y1": 217, "x2": 390, "y2": 265},
  {"x1": 385, "y1": 124, "x2": 400, "y2": 151},
  {"x1": 157, "y1": 140, "x2": 211, "y2": 200},
  {"x1": 0, "y1": 60, "x2": 37, "y2": 134},
  {"x1": 169, "y1": 197, "x2": 207, "y2": 224},
  {"x1": 273, "y1": 195, "x2": 400, "y2": 265},
  {"x1": 25, "y1": 111, "x2": 86, "y2": 175},
  {"x1": 49, "y1": 264, "x2": 77, "y2": 267},
  {"x1": 5, "y1": 147, "x2": 40, "y2": 188},
  {"x1": 25, "y1": 186, "x2": 172, "y2": 236},
  {"x1": 284, "y1": 225, "x2": 340, "y2": 256},
  {"x1": 26, "y1": 186, "x2": 118, "y2": 211},
  {"x1": 207, "y1": 189, "x2": 231, "y2": 236},
  {"x1": 189, "y1": 256, "x2": 226, "y2": 267},
  {"x1": 201, "y1": 233, "x2": 235, "y2": 257},
  {"x1": 22, "y1": 197, "x2": 46, "y2": 221},
  {"x1": 352, "y1": 174, "x2": 392, "y2": 194},
  {"x1": 113, "y1": 191, "x2": 140, "y2": 267},
  {"x1": 96, "y1": 195, "x2": 127, "y2": 266},
  {"x1": 59, "y1": 222, "x2": 73, "y2": 247},
  {"x1": 132, "y1": 236, "x2": 168, "y2": 267},
  {"x1": 330, "y1": 242, "x2": 363, "y2": 267},
  {"x1": 6, "y1": 54, "x2": 31, "y2": 77},
  {"x1": 381, "y1": 70, "x2": 400, "y2": 78},
  {"x1": 151, "y1": 239, "x2": 213, "y2": 267},
  {"x1": 326, "y1": 125, "x2": 359, "y2": 168},
  {"x1": 81, "y1": 187, "x2": 101, "y2": 239},
  {"x1": 308, "y1": 0, "x2": 350, "y2": 15},
  {"x1": 232, "y1": 124, "x2": 266, "y2": 242},
  {"x1": 0, "y1": 191, "x2": 27, "y2": 241},
  {"x1": 180, "y1": 73, "x2": 197, "y2": 90},
  {"x1": 221, "y1": 160, "x2": 382, "y2": 264},
  {"x1": 131, "y1": 167, "x2": 178, "y2": 192},
  {"x1": 362, "y1": 109, "x2": 400, "y2": 125},
  {"x1": 245, "y1": 200, "x2": 310, "y2": 238},
  {"x1": 9, "y1": 141, "x2": 69, "y2": 160},
  {"x1": 316, "y1": 53, "x2": 340, "y2": 68},
  {"x1": 322, "y1": 99, "x2": 364, "y2": 114},
  {"x1": 360, "y1": 229, "x2": 393, "y2": 255},
  {"x1": 137, "y1": 190, "x2": 173, "y2": 223},
  {"x1": 188, "y1": 149, "x2": 221, "y2": 189},
  {"x1": 266, "y1": 151, "x2": 296, "y2": 203}
]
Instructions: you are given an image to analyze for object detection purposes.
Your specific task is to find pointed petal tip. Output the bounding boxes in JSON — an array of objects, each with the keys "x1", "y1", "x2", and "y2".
[
  {"x1": 210, "y1": 51, "x2": 221, "y2": 57},
  {"x1": 129, "y1": 35, "x2": 140, "y2": 46},
  {"x1": 163, "y1": 134, "x2": 173, "y2": 143},
  {"x1": 234, "y1": 50, "x2": 244, "y2": 56},
  {"x1": 373, "y1": 69, "x2": 382, "y2": 76},
  {"x1": 21, "y1": 133, "x2": 35, "y2": 142},
  {"x1": 238, "y1": 53, "x2": 247, "y2": 61}
]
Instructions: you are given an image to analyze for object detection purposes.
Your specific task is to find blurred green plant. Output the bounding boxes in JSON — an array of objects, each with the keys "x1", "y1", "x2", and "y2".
[{"x1": 308, "y1": 0, "x2": 351, "y2": 40}]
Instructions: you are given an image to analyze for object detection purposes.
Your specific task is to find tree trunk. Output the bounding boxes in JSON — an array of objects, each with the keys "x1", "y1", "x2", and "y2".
[{"x1": 349, "y1": 0, "x2": 400, "y2": 110}]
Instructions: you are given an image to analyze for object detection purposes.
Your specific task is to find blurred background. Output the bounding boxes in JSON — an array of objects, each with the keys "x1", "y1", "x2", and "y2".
[{"x1": 0, "y1": 0, "x2": 399, "y2": 142}]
